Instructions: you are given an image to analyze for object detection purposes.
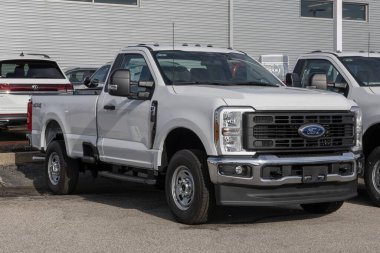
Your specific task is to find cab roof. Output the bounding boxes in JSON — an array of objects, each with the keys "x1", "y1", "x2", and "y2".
[
  {"x1": 121, "y1": 44, "x2": 245, "y2": 54},
  {"x1": 306, "y1": 51, "x2": 380, "y2": 58}
]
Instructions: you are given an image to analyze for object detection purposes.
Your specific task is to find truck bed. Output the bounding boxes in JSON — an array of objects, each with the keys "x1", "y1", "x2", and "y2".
[{"x1": 31, "y1": 92, "x2": 99, "y2": 158}]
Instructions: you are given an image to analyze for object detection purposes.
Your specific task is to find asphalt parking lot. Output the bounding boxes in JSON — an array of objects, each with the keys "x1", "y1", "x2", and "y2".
[
  {"x1": 0, "y1": 129, "x2": 379, "y2": 253},
  {"x1": 0, "y1": 162, "x2": 379, "y2": 253}
]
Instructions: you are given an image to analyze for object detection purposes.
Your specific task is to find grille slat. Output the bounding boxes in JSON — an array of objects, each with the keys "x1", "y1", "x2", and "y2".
[{"x1": 243, "y1": 112, "x2": 355, "y2": 151}]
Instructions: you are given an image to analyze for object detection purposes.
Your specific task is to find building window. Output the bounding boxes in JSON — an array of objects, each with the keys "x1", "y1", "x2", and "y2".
[
  {"x1": 343, "y1": 3, "x2": 367, "y2": 21},
  {"x1": 63, "y1": 0, "x2": 138, "y2": 5},
  {"x1": 301, "y1": 1, "x2": 368, "y2": 21},
  {"x1": 95, "y1": 0, "x2": 137, "y2": 5},
  {"x1": 301, "y1": 0, "x2": 333, "y2": 18}
]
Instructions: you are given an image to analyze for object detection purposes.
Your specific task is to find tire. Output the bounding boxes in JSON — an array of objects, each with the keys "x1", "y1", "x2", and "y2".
[
  {"x1": 301, "y1": 201, "x2": 344, "y2": 214},
  {"x1": 364, "y1": 146, "x2": 380, "y2": 207},
  {"x1": 45, "y1": 140, "x2": 79, "y2": 194},
  {"x1": 165, "y1": 149, "x2": 214, "y2": 225}
]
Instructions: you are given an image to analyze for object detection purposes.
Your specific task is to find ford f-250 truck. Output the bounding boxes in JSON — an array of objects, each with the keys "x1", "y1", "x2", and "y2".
[
  {"x1": 287, "y1": 51, "x2": 379, "y2": 206},
  {"x1": 29, "y1": 45, "x2": 362, "y2": 224}
]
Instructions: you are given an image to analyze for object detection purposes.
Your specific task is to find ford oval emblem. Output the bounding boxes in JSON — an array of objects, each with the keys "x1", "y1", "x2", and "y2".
[{"x1": 298, "y1": 124, "x2": 326, "y2": 139}]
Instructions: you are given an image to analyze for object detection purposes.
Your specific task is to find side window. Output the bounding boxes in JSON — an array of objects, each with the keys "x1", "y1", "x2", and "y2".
[
  {"x1": 91, "y1": 65, "x2": 110, "y2": 84},
  {"x1": 301, "y1": 59, "x2": 348, "y2": 96},
  {"x1": 106, "y1": 53, "x2": 153, "y2": 94},
  {"x1": 119, "y1": 54, "x2": 153, "y2": 82},
  {"x1": 301, "y1": 59, "x2": 344, "y2": 87}
]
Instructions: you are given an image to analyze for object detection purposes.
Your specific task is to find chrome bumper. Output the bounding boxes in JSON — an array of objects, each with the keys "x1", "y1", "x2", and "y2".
[{"x1": 207, "y1": 152, "x2": 361, "y2": 187}]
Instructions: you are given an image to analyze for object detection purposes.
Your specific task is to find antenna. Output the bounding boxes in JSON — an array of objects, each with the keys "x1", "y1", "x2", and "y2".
[
  {"x1": 171, "y1": 22, "x2": 175, "y2": 85},
  {"x1": 368, "y1": 32, "x2": 370, "y2": 57},
  {"x1": 172, "y1": 22, "x2": 175, "y2": 50}
]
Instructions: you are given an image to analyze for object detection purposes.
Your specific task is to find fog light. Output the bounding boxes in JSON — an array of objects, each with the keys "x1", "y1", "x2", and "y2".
[
  {"x1": 218, "y1": 164, "x2": 252, "y2": 178},
  {"x1": 235, "y1": 166, "x2": 244, "y2": 175}
]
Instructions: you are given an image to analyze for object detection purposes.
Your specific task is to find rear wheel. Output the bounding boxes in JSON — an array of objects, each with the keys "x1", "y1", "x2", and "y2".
[
  {"x1": 45, "y1": 140, "x2": 79, "y2": 194},
  {"x1": 364, "y1": 147, "x2": 380, "y2": 207},
  {"x1": 301, "y1": 201, "x2": 344, "y2": 214},
  {"x1": 165, "y1": 149, "x2": 214, "y2": 224}
]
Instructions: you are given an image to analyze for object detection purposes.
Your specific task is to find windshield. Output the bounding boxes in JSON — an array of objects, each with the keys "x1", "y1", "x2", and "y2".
[
  {"x1": 153, "y1": 51, "x2": 281, "y2": 87},
  {"x1": 340, "y1": 56, "x2": 380, "y2": 86}
]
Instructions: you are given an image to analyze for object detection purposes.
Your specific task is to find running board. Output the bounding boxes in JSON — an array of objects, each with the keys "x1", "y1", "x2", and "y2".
[{"x1": 98, "y1": 171, "x2": 157, "y2": 185}]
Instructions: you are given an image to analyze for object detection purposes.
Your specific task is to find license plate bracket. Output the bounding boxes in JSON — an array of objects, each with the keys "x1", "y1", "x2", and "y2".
[{"x1": 302, "y1": 165, "x2": 328, "y2": 183}]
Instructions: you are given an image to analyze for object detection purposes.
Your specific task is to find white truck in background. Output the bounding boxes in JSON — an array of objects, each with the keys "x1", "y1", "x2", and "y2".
[
  {"x1": 29, "y1": 45, "x2": 361, "y2": 224},
  {"x1": 287, "y1": 51, "x2": 380, "y2": 206}
]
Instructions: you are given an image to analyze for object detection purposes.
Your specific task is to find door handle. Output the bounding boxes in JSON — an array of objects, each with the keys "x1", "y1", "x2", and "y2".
[{"x1": 104, "y1": 104, "x2": 116, "y2": 110}]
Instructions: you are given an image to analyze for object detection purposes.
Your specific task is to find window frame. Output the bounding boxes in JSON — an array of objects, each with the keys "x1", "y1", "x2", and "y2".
[
  {"x1": 57, "y1": 0, "x2": 140, "y2": 7},
  {"x1": 300, "y1": 0, "x2": 369, "y2": 22},
  {"x1": 342, "y1": 2, "x2": 368, "y2": 22},
  {"x1": 300, "y1": 0, "x2": 334, "y2": 20}
]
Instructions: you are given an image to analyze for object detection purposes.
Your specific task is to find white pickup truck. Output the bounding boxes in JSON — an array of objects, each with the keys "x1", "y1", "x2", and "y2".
[
  {"x1": 287, "y1": 51, "x2": 380, "y2": 206},
  {"x1": 29, "y1": 45, "x2": 362, "y2": 224}
]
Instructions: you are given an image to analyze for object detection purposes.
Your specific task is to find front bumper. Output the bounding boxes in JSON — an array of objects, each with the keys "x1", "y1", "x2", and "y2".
[{"x1": 207, "y1": 152, "x2": 361, "y2": 206}]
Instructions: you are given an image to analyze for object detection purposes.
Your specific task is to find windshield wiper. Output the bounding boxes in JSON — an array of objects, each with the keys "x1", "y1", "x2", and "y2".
[
  {"x1": 172, "y1": 81, "x2": 227, "y2": 85},
  {"x1": 172, "y1": 81, "x2": 279, "y2": 87},
  {"x1": 227, "y1": 81, "x2": 279, "y2": 87}
]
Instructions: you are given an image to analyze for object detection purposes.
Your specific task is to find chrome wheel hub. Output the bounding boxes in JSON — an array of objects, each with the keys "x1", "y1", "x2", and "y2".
[
  {"x1": 48, "y1": 152, "x2": 61, "y2": 186},
  {"x1": 171, "y1": 166, "x2": 195, "y2": 210},
  {"x1": 372, "y1": 161, "x2": 380, "y2": 194}
]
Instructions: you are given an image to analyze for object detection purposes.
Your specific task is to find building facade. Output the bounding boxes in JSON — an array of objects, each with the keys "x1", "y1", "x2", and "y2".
[{"x1": 1, "y1": 0, "x2": 378, "y2": 70}]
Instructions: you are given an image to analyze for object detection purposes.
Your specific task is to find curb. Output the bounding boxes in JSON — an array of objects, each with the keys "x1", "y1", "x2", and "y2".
[{"x1": 0, "y1": 151, "x2": 44, "y2": 166}]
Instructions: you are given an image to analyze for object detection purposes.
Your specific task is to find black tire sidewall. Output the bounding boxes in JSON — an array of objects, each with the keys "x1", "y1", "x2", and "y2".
[
  {"x1": 364, "y1": 147, "x2": 380, "y2": 206},
  {"x1": 165, "y1": 149, "x2": 212, "y2": 224},
  {"x1": 45, "y1": 140, "x2": 79, "y2": 194}
]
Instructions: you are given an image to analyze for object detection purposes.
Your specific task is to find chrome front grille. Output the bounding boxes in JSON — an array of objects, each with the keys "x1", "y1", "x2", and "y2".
[{"x1": 243, "y1": 112, "x2": 355, "y2": 152}]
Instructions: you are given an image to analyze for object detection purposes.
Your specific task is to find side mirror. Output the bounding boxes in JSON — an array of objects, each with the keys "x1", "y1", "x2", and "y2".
[
  {"x1": 310, "y1": 73, "x2": 327, "y2": 90},
  {"x1": 90, "y1": 79, "x2": 99, "y2": 88},
  {"x1": 285, "y1": 73, "x2": 301, "y2": 87},
  {"x1": 108, "y1": 69, "x2": 131, "y2": 97},
  {"x1": 83, "y1": 76, "x2": 91, "y2": 87}
]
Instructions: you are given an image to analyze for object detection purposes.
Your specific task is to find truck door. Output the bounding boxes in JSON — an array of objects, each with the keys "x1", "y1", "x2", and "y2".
[{"x1": 97, "y1": 52, "x2": 155, "y2": 168}]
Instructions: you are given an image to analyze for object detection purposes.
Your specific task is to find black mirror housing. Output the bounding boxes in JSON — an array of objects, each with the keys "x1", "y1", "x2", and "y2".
[
  {"x1": 83, "y1": 76, "x2": 91, "y2": 87},
  {"x1": 285, "y1": 73, "x2": 301, "y2": 87},
  {"x1": 109, "y1": 69, "x2": 131, "y2": 97}
]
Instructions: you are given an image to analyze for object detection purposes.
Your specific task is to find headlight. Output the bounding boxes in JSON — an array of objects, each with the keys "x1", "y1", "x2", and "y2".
[
  {"x1": 214, "y1": 107, "x2": 255, "y2": 155},
  {"x1": 351, "y1": 106, "x2": 362, "y2": 152}
]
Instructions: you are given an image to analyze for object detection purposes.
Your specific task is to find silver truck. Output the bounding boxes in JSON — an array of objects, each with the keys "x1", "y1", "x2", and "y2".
[
  {"x1": 287, "y1": 51, "x2": 379, "y2": 206},
  {"x1": 29, "y1": 45, "x2": 361, "y2": 224}
]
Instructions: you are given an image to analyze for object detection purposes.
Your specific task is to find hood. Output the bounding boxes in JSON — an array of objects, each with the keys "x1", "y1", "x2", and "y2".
[{"x1": 173, "y1": 85, "x2": 356, "y2": 111}]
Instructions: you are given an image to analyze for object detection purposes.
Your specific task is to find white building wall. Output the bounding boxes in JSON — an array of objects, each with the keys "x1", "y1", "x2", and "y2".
[
  {"x1": 234, "y1": 0, "x2": 377, "y2": 70},
  {"x1": 0, "y1": 0, "x2": 229, "y2": 68},
  {"x1": 1, "y1": 0, "x2": 379, "y2": 70}
]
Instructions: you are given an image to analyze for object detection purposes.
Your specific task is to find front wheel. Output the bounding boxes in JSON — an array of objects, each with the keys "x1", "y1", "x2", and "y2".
[
  {"x1": 364, "y1": 147, "x2": 380, "y2": 207},
  {"x1": 165, "y1": 149, "x2": 214, "y2": 225},
  {"x1": 301, "y1": 201, "x2": 344, "y2": 214},
  {"x1": 45, "y1": 140, "x2": 79, "y2": 194}
]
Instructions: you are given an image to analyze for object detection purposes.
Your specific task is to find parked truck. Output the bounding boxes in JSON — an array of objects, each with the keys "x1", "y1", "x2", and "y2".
[
  {"x1": 29, "y1": 45, "x2": 362, "y2": 224},
  {"x1": 287, "y1": 51, "x2": 379, "y2": 206}
]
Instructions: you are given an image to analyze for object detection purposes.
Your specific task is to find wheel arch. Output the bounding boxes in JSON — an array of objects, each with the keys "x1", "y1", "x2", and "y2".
[
  {"x1": 43, "y1": 119, "x2": 65, "y2": 150},
  {"x1": 363, "y1": 123, "x2": 380, "y2": 158},
  {"x1": 159, "y1": 127, "x2": 208, "y2": 172}
]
